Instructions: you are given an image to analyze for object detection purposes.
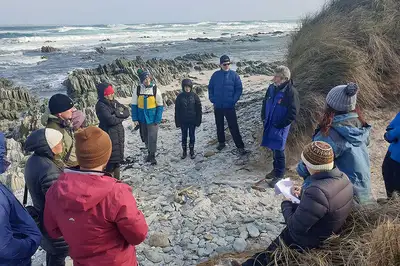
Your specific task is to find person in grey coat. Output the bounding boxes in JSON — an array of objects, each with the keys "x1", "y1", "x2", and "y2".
[
  {"x1": 233, "y1": 141, "x2": 353, "y2": 266},
  {"x1": 24, "y1": 128, "x2": 69, "y2": 266}
]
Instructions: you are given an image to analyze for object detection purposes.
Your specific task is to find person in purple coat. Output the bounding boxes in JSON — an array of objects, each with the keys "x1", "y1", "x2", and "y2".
[{"x1": 261, "y1": 66, "x2": 299, "y2": 187}]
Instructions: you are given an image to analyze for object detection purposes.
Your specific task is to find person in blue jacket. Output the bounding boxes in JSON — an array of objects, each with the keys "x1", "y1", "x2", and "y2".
[
  {"x1": 208, "y1": 55, "x2": 246, "y2": 155},
  {"x1": 261, "y1": 66, "x2": 299, "y2": 188},
  {"x1": 297, "y1": 83, "x2": 373, "y2": 204},
  {"x1": 131, "y1": 69, "x2": 164, "y2": 165},
  {"x1": 0, "y1": 132, "x2": 10, "y2": 174},
  {"x1": 382, "y1": 112, "x2": 400, "y2": 198},
  {"x1": 0, "y1": 133, "x2": 42, "y2": 266}
]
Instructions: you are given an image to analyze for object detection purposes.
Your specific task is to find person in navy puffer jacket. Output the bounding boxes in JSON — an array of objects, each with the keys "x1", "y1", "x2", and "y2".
[
  {"x1": 0, "y1": 132, "x2": 42, "y2": 266},
  {"x1": 208, "y1": 55, "x2": 246, "y2": 155},
  {"x1": 383, "y1": 112, "x2": 400, "y2": 198}
]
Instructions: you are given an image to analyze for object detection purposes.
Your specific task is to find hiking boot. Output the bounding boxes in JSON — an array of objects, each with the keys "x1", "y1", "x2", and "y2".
[
  {"x1": 217, "y1": 142, "x2": 226, "y2": 151},
  {"x1": 189, "y1": 145, "x2": 196, "y2": 159},
  {"x1": 149, "y1": 153, "x2": 157, "y2": 165},
  {"x1": 265, "y1": 170, "x2": 276, "y2": 180},
  {"x1": 268, "y1": 176, "x2": 283, "y2": 188},
  {"x1": 145, "y1": 152, "x2": 151, "y2": 162},
  {"x1": 238, "y1": 147, "x2": 248, "y2": 156},
  {"x1": 181, "y1": 146, "x2": 187, "y2": 160}
]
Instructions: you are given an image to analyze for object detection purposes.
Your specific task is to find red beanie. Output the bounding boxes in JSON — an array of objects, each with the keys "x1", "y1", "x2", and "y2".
[{"x1": 104, "y1": 85, "x2": 115, "y2": 96}]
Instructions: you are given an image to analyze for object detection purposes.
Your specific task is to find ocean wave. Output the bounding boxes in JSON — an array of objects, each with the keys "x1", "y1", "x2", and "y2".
[{"x1": 0, "y1": 53, "x2": 47, "y2": 66}]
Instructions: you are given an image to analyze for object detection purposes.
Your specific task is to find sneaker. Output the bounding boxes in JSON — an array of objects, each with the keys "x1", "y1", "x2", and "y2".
[
  {"x1": 216, "y1": 142, "x2": 226, "y2": 151},
  {"x1": 265, "y1": 170, "x2": 276, "y2": 180},
  {"x1": 268, "y1": 176, "x2": 283, "y2": 188}
]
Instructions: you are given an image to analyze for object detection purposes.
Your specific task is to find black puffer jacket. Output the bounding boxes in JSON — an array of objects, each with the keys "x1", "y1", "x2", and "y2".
[
  {"x1": 95, "y1": 87, "x2": 130, "y2": 164},
  {"x1": 281, "y1": 168, "x2": 353, "y2": 248},
  {"x1": 175, "y1": 89, "x2": 202, "y2": 127},
  {"x1": 24, "y1": 129, "x2": 69, "y2": 254}
]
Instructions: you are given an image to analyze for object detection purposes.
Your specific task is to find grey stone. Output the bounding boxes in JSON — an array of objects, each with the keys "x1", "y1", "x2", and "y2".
[
  {"x1": 162, "y1": 247, "x2": 173, "y2": 253},
  {"x1": 173, "y1": 245, "x2": 184, "y2": 255},
  {"x1": 203, "y1": 151, "x2": 216, "y2": 158},
  {"x1": 192, "y1": 237, "x2": 200, "y2": 244},
  {"x1": 143, "y1": 249, "x2": 164, "y2": 263},
  {"x1": 197, "y1": 248, "x2": 206, "y2": 257},
  {"x1": 148, "y1": 233, "x2": 170, "y2": 248},
  {"x1": 226, "y1": 236, "x2": 235, "y2": 242},
  {"x1": 187, "y1": 243, "x2": 198, "y2": 250},
  {"x1": 198, "y1": 239, "x2": 206, "y2": 247},
  {"x1": 240, "y1": 230, "x2": 249, "y2": 240},
  {"x1": 247, "y1": 224, "x2": 260, "y2": 238},
  {"x1": 233, "y1": 238, "x2": 247, "y2": 252}
]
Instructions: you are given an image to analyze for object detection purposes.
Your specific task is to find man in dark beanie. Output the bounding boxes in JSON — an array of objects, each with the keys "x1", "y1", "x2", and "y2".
[
  {"x1": 42, "y1": 93, "x2": 78, "y2": 167},
  {"x1": 44, "y1": 126, "x2": 148, "y2": 266},
  {"x1": 208, "y1": 55, "x2": 246, "y2": 155},
  {"x1": 96, "y1": 82, "x2": 130, "y2": 179}
]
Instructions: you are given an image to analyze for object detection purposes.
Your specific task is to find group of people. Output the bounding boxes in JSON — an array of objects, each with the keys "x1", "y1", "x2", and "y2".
[{"x1": 0, "y1": 54, "x2": 399, "y2": 266}]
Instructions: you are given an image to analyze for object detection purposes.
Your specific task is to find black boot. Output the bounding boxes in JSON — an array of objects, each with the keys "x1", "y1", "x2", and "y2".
[
  {"x1": 217, "y1": 142, "x2": 226, "y2": 151},
  {"x1": 149, "y1": 153, "x2": 157, "y2": 165},
  {"x1": 145, "y1": 152, "x2": 151, "y2": 162},
  {"x1": 181, "y1": 145, "x2": 187, "y2": 159},
  {"x1": 189, "y1": 144, "x2": 195, "y2": 159}
]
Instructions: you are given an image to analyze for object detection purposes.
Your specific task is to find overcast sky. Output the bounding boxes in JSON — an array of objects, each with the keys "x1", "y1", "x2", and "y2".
[{"x1": 0, "y1": 0, "x2": 327, "y2": 25}]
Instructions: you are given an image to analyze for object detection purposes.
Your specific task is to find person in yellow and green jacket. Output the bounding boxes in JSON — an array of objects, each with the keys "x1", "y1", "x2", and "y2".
[{"x1": 131, "y1": 69, "x2": 164, "y2": 165}]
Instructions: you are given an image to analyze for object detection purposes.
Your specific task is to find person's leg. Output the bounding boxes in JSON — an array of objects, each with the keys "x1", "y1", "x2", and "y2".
[
  {"x1": 382, "y1": 151, "x2": 400, "y2": 198},
  {"x1": 139, "y1": 122, "x2": 145, "y2": 143},
  {"x1": 45, "y1": 253, "x2": 67, "y2": 266},
  {"x1": 181, "y1": 124, "x2": 188, "y2": 159},
  {"x1": 214, "y1": 108, "x2": 226, "y2": 145},
  {"x1": 224, "y1": 108, "x2": 244, "y2": 149},
  {"x1": 140, "y1": 123, "x2": 149, "y2": 151},
  {"x1": 105, "y1": 162, "x2": 116, "y2": 176},
  {"x1": 147, "y1": 124, "x2": 159, "y2": 164},
  {"x1": 189, "y1": 125, "x2": 196, "y2": 158},
  {"x1": 113, "y1": 164, "x2": 121, "y2": 180},
  {"x1": 273, "y1": 149, "x2": 286, "y2": 178}
]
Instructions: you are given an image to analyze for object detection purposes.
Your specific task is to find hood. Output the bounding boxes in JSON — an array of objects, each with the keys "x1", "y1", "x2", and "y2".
[
  {"x1": 332, "y1": 113, "x2": 371, "y2": 146},
  {"x1": 24, "y1": 129, "x2": 54, "y2": 158},
  {"x1": 53, "y1": 169, "x2": 117, "y2": 211}
]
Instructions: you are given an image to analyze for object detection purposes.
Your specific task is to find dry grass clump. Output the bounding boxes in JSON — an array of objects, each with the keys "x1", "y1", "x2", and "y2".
[
  {"x1": 286, "y1": 0, "x2": 400, "y2": 154},
  {"x1": 199, "y1": 198, "x2": 400, "y2": 266}
]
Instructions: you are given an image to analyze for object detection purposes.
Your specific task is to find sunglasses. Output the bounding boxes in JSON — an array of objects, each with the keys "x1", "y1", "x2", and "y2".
[{"x1": 222, "y1": 63, "x2": 231, "y2": 66}]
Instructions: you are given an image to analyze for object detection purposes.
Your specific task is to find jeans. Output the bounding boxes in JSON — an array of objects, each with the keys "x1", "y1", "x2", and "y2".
[
  {"x1": 382, "y1": 151, "x2": 400, "y2": 198},
  {"x1": 140, "y1": 123, "x2": 158, "y2": 154},
  {"x1": 273, "y1": 149, "x2": 286, "y2": 178},
  {"x1": 214, "y1": 107, "x2": 244, "y2": 149},
  {"x1": 242, "y1": 228, "x2": 301, "y2": 266},
  {"x1": 181, "y1": 124, "x2": 196, "y2": 147},
  {"x1": 45, "y1": 253, "x2": 67, "y2": 266}
]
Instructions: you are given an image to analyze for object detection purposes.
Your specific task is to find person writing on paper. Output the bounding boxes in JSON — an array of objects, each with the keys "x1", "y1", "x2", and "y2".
[{"x1": 232, "y1": 141, "x2": 353, "y2": 266}]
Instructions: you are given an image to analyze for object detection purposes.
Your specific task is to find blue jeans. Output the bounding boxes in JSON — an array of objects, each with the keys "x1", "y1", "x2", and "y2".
[
  {"x1": 273, "y1": 149, "x2": 286, "y2": 178},
  {"x1": 181, "y1": 124, "x2": 196, "y2": 147}
]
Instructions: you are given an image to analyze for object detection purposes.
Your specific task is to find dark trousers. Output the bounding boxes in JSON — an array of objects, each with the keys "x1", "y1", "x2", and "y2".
[
  {"x1": 214, "y1": 108, "x2": 244, "y2": 149},
  {"x1": 46, "y1": 253, "x2": 67, "y2": 266},
  {"x1": 242, "y1": 228, "x2": 301, "y2": 266},
  {"x1": 138, "y1": 122, "x2": 146, "y2": 144},
  {"x1": 105, "y1": 162, "x2": 121, "y2": 180},
  {"x1": 273, "y1": 149, "x2": 286, "y2": 178},
  {"x1": 382, "y1": 151, "x2": 400, "y2": 198},
  {"x1": 181, "y1": 124, "x2": 196, "y2": 147}
]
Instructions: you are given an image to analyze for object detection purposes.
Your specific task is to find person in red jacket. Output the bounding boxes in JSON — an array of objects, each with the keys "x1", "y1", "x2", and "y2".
[{"x1": 43, "y1": 126, "x2": 148, "y2": 266}]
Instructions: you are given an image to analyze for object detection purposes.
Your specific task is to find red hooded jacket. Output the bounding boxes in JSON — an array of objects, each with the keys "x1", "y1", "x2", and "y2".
[{"x1": 44, "y1": 169, "x2": 148, "y2": 266}]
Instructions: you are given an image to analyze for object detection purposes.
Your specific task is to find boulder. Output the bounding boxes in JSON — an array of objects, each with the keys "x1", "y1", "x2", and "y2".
[
  {"x1": 41, "y1": 46, "x2": 60, "y2": 53},
  {"x1": 95, "y1": 46, "x2": 106, "y2": 54}
]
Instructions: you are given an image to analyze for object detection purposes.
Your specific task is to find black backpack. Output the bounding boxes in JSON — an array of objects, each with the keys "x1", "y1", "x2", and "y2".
[{"x1": 137, "y1": 85, "x2": 157, "y2": 97}]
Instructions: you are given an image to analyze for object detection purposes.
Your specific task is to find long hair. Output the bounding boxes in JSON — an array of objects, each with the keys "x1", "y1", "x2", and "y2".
[{"x1": 319, "y1": 105, "x2": 367, "y2": 135}]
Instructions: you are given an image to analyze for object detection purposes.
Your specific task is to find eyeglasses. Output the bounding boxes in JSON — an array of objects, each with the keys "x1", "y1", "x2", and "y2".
[{"x1": 222, "y1": 63, "x2": 231, "y2": 66}]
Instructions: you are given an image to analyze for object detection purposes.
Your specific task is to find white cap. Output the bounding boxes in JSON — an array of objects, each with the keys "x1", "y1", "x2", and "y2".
[{"x1": 45, "y1": 128, "x2": 63, "y2": 149}]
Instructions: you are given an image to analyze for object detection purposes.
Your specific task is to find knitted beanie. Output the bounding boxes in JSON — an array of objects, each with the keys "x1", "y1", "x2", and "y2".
[
  {"x1": 45, "y1": 128, "x2": 63, "y2": 149},
  {"x1": 301, "y1": 141, "x2": 334, "y2": 171},
  {"x1": 74, "y1": 126, "x2": 112, "y2": 169},
  {"x1": 181, "y1": 79, "x2": 193, "y2": 90},
  {"x1": 137, "y1": 69, "x2": 150, "y2": 83},
  {"x1": 326, "y1": 83, "x2": 359, "y2": 112},
  {"x1": 49, "y1": 94, "x2": 74, "y2": 115}
]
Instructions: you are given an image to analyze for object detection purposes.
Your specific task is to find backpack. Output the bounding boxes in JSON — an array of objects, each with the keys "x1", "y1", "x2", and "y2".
[{"x1": 137, "y1": 85, "x2": 157, "y2": 97}]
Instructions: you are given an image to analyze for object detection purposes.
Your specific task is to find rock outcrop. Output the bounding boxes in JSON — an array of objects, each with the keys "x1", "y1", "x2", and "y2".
[
  {"x1": 41, "y1": 46, "x2": 60, "y2": 53},
  {"x1": 236, "y1": 60, "x2": 285, "y2": 76}
]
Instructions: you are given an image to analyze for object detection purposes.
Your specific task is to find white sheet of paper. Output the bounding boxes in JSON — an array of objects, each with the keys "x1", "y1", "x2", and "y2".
[{"x1": 274, "y1": 178, "x2": 300, "y2": 204}]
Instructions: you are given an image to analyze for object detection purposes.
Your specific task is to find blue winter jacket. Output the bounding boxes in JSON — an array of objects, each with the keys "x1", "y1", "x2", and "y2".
[
  {"x1": 0, "y1": 184, "x2": 42, "y2": 266},
  {"x1": 297, "y1": 113, "x2": 372, "y2": 204},
  {"x1": 261, "y1": 80, "x2": 299, "y2": 151},
  {"x1": 384, "y1": 112, "x2": 400, "y2": 163},
  {"x1": 208, "y1": 70, "x2": 243, "y2": 109}
]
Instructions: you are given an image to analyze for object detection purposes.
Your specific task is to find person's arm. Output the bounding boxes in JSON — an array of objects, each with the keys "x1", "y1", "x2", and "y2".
[
  {"x1": 0, "y1": 197, "x2": 41, "y2": 260},
  {"x1": 261, "y1": 87, "x2": 270, "y2": 122},
  {"x1": 114, "y1": 186, "x2": 148, "y2": 245},
  {"x1": 282, "y1": 186, "x2": 328, "y2": 232},
  {"x1": 154, "y1": 88, "x2": 164, "y2": 124},
  {"x1": 275, "y1": 87, "x2": 300, "y2": 129},
  {"x1": 194, "y1": 94, "x2": 202, "y2": 127},
  {"x1": 208, "y1": 73, "x2": 215, "y2": 103},
  {"x1": 96, "y1": 102, "x2": 125, "y2": 127},
  {"x1": 233, "y1": 73, "x2": 243, "y2": 104},
  {"x1": 40, "y1": 167, "x2": 60, "y2": 195},
  {"x1": 131, "y1": 86, "x2": 139, "y2": 122},
  {"x1": 43, "y1": 195, "x2": 62, "y2": 239},
  {"x1": 174, "y1": 95, "x2": 181, "y2": 128},
  {"x1": 115, "y1": 102, "x2": 130, "y2": 119}
]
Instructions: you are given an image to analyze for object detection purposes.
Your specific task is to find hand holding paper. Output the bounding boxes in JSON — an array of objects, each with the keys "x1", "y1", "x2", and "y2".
[{"x1": 274, "y1": 178, "x2": 301, "y2": 204}]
